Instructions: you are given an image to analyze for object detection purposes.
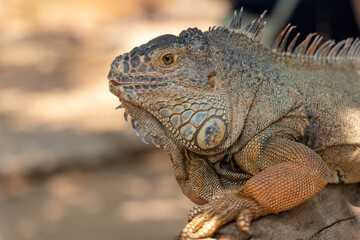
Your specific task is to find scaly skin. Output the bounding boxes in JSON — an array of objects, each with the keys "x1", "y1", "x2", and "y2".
[{"x1": 107, "y1": 11, "x2": 360, "y2": 239}]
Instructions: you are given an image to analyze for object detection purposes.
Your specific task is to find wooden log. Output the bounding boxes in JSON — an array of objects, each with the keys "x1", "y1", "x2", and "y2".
[{"x1": 175, "y1": 183, "x2": 360, "y2": 240}]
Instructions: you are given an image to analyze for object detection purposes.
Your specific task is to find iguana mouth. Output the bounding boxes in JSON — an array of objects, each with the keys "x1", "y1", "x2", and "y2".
[
  {"x1": 109, "y1": 80, "x2": 120, "y2": 86},
  {"x1": 110, "y1": 80, "x2": 137, "y2": 87}
]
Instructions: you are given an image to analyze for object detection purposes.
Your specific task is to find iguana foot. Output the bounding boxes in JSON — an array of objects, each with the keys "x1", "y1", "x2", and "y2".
[{"x1": 181, "y1": 193, "x2": 259, "y2": 239}]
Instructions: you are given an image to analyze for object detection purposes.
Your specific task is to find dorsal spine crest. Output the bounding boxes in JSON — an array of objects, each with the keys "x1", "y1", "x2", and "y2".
[{"x1": 212, "y1": 8, "x2": 360, "y2": 65}]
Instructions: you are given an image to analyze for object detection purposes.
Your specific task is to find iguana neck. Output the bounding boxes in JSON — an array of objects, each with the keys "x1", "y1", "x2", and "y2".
[{"x1": 205, "y1": 32, "x2": 300, "y2": 151}]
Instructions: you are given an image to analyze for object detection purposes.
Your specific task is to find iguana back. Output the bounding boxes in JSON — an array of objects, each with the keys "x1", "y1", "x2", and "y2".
[{"x1": 285, "y1": 61, "x2": 360, "y2": 183}]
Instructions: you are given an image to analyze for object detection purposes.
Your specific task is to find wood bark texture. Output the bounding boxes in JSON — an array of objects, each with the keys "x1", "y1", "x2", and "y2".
[{"x1": 175, "y1": 183, "x2": 360, "y2": 240}]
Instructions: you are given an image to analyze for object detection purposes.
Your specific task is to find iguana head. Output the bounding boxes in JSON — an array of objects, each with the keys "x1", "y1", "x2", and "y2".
[{"x1": 108, "y1": 28, "x2": 234, "y2": 155}]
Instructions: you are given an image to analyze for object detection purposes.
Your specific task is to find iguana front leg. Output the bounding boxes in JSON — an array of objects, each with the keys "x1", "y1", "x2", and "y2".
[{"x1": 182, "y1": 134, "x2": 329, "y2": 239}]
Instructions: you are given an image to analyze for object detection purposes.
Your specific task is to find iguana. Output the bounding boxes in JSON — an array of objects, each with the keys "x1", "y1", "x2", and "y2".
[{"x1": 107, "y1": 9, "x2": 360, "y2": 239}]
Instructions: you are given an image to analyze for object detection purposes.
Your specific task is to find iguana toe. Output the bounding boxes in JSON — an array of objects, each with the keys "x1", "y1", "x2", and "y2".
[
  {"x1": 182, "y1": 212, "x2": 214, "y2": 239},
  {"x1": 182, "y1": 194, "x2": 258, "y2": 239},
  {"x1": 236, "y1": 209, "x2": 253, "y2": 233}
]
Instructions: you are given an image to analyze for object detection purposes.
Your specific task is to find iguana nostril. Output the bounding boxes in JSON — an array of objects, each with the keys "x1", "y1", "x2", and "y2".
[
  {"x1": 130, "y1": 56, "x2": 140, "y2": 68},
  {"x1": 121, "y1": 61, "x2": 130, "y2": 73}
]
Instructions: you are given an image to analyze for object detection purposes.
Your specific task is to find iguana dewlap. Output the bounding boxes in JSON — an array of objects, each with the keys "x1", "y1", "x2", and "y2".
[{"x1": 107, "y1": 9, "x2": 360, "y2": 239}]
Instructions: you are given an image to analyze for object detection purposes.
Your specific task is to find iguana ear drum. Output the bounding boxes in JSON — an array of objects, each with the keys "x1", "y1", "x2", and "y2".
[{"x1": 196, "y1": 117, "x2": 227, "y2": 150}]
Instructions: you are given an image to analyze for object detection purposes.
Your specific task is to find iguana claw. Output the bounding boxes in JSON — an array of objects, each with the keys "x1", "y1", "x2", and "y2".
[{"x1": 181, "y1": 193, "x2": 257, "y2": 239}]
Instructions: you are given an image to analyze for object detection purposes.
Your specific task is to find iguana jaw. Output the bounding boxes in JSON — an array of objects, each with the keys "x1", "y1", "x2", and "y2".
[{"x1": 108, "y1": 77, "x2": 232, "y2": 154}]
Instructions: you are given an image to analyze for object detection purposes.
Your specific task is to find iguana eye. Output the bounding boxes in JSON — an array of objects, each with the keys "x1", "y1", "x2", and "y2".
[{"x1": 161, "y1": 53, "x2": 175, "y2": 65}]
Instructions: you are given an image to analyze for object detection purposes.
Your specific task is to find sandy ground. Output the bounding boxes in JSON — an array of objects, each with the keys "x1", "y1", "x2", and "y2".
[{"x1": 0, "y1": 150, "x2": 193, "y2": 240}]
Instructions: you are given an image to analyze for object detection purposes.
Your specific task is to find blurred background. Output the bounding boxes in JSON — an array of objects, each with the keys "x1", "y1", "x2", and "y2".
[{"x1": 0, "y1": 0, "x2": 359, "y2": 239}]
